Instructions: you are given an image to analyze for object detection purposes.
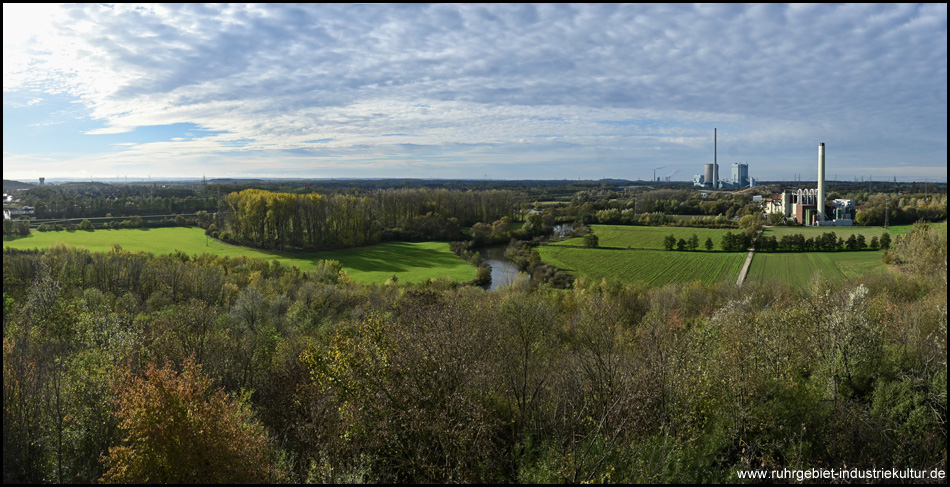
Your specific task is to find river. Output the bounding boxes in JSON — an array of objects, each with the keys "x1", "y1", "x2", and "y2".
[
  {"x1": 479, "y1": 223, "x2": 574, "y2": 290},
  {"x1": 480, "y1": 245, "x2": 524, "y2": 290}
]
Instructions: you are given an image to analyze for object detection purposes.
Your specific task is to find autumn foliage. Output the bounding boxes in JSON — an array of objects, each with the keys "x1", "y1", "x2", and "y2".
[{"x1": 100, "y1": 357, "x2": 278, "y2": 484}]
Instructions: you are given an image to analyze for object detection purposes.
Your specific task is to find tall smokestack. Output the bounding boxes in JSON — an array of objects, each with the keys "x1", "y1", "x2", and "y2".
[
  {"x1": 817, "y1": 143, "x2": 826, "y2": 221},
  {"x1": 714, "y1": 128, "x2": 719, "y2": 188}
]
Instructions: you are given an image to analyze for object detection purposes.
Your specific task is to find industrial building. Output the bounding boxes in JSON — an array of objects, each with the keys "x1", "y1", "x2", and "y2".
[
  {"x1": 763, "y1": 143, "x2": 853, "y2": 226},
  {"x1": 693, "y1": 129, "x2": 753, "y2": 189}
]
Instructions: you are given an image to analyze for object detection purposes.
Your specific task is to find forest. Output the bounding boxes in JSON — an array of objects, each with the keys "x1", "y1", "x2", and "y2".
[
  {"x1": 3, "y1": 221, "x2": 946, "y2": 483},
  {"x1": 215, "y1": 188, "x2": 521, "y2": 250}
]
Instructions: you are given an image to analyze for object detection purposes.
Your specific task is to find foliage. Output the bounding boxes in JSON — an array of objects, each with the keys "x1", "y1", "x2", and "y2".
[
  {"x1": 583, "y1": 233, "x2": 599, "y2": 248},
  {"x1": 100, "y1": 357, "x2": 280, "y2": 483},
  {"x1": 3, "y1": 219, "x2": 31, "y2": 236},
  {"x1": 1, "y1": 220, "x2": 946, "y2": 483},
  {"x1": 720, "y1": 231, "x2": 752, "y2": 252},
  {"x1": 217, "y1": 188, "x2": 519, "y2": 250},
  {"x1": 887, "y1": 221, "x2": 947, "y2": 280}
]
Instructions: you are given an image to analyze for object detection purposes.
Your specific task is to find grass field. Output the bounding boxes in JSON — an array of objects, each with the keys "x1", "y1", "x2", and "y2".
[
  {"x1": 554, "y1": 225, "x2": 735, "y2": 251},
  {"x1": 2, "y1": 227, "x2": 476, "y2": 285},
  {"x1": 744, "y1": 251, "x2": 887, "y2": 290},
  {"x1": 538, "y1": 246, "x2": 746, "y2": 286}
]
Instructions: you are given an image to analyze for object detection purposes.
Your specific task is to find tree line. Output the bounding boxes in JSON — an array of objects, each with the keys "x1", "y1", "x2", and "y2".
[
  {"x1": 755, "y1": 231, "x2": 891, "y2": 252},
  {"x1": 21, "y1": 185, "x2": 218, "y2": 220}
]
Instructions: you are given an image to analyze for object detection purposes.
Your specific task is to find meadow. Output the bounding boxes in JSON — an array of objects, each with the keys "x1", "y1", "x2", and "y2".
[
  {"x1": 554, "y1": 224, "x2": 734, "y2": 250},
  {"x1": 537, "y1": 246, "x2": 746, "y2": 286},
  {"x1": 2, "y1": 227, "x2": 476, "y2": 285},
  {"x1": 744, "y1": 251, "x2": 887, "y2": 290}
]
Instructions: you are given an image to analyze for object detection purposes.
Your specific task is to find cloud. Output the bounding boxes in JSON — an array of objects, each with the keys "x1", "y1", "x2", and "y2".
[{"x1": 2, "y1": 4, "x2": 946, "y2": 180}]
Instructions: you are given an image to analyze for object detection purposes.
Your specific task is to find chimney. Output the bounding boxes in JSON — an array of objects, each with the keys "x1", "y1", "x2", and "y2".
[
  {"x1": 714, "y1": 128, "x2": 719, "y2": 188},
  {"x1": 817, "y1": 143, "x2": 826, "y2": 221}
]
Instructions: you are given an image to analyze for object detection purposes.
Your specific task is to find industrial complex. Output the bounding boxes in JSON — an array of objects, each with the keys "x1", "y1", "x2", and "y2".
[
  {"x1": 693, "y1": 129, "x2": 754, "y2": 189},
  {"x1": 763, "y1": 143, "x2": 854, "y2": 226},
  {"x1": 691, "y1": 129, "x2": 854, "y2": 226}
]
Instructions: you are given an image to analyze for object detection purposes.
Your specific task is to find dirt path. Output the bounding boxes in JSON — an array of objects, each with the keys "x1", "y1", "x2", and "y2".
[
  {"x1": 736, "y1": 228, "x2": 764, "y2": 288},
  {"x1": 736, "y1": 249, "x2": 754, "y2": 288}
]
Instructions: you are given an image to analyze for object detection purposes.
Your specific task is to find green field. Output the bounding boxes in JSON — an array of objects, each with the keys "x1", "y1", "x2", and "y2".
[
  {"x1": 554, "y1": 225, "x2": 735, "y2": 251},
  {"x1": 762, "y1": 224, "x2": 914, "y2": 241},
  {"x1": 2, "y1": 227, "x2": 476, "y2": 285},
  {"x1": 744, "y1": 251, "x2": 887, "y2": 289},
  {"x1": 538, "y1": 246, "x2": 746, "y2": 286}
]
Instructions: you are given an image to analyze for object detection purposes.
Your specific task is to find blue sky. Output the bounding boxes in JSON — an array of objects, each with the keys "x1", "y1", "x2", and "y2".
[{"x1": 3, "y1": 3, "x2": 947, "y2": 181}]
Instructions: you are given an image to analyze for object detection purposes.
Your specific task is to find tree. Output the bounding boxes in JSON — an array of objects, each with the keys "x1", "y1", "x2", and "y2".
[
  {"x1": 100, "y1": 358, "x2": 279, "y2": 484},
  {"x1": 663, "y1": 234, "x2": 676, "y2": 251},
  {"x1": 688, "y1": 234, "x2": 699, "y2": 251},
  {"x1": 768, "y1": 212, "x2": 785, "y2": 226},
  {"x1": 879, "y1": 232, "x2": 891, "y2": 250},
  {"x1": 738, "y1": 214, "x2": 762, "y2": 236},
  {"x1": 584, "y1": 233, "x2": 599, "y2": 248},
  {"x1": 704, "y1": 236, "x2": 714, "y2": 251},
  {"x1": 845, "y1": 234, "x2": 859, "y2": 251},
  {"x1": 523, "y1": 212, "x2": 544, "y2": 236}
]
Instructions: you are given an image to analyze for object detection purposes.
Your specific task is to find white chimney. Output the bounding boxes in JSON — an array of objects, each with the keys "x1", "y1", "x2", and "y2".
[{"x1": 817, "y1": 143, "x2": 826, "y2": 221}]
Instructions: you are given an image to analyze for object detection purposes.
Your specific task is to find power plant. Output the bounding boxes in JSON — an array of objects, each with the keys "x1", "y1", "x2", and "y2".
[
  {"x1": 763, "y1": 143, "x2": 854, "y2": 226},
  {"x1": 693, "y1": 129, "x2": 752, "y2": 189}
]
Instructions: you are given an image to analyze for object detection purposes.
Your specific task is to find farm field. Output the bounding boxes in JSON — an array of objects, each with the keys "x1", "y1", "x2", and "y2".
[
  {"x1": 554, "y1": 224, "x2": 735, "y2": 250},
  {"x1": 2, "y1": 227, "x2": 475, "y2": 285},
  {"x1": 538, "y1": 246, "x2": 746, "y2": 286},
  {"x1": 744, "y1": 251, "x2": 887, "y2": 290},
  {"x1": 762, "y1": 224, "x2": 913, "y2": 241}
]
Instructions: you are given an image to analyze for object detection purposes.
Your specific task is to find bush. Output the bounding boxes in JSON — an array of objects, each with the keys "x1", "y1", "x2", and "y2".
[{"x1": 101, "y1": 358, "x2": 280, "y2": 483}]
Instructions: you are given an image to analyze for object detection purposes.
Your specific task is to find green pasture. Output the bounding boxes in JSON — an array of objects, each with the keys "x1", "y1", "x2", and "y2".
[
  {"x1": 554, "y1": 225, "x2": 734, "y2": 251},
  {"x1": 2, "y1": 227, "x2": 476, "y2": 285},
  {"x1": 538, "y1": 246, "x2": 746, "y2": 286},
  {"x1": 762, "y1": 224, "x2": 914, "y2": 240},
  {"x1": 745, "y1": 251, "x2": 887, "y2": 290}
]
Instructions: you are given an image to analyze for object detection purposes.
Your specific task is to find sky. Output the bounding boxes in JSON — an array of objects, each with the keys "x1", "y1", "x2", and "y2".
[{"x1": 3, "y1": 3, "x2": 947, "y2": 182}]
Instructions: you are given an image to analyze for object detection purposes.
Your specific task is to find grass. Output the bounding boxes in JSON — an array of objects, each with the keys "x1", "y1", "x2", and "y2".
[
  {"x1": 538, "y1": 246, "x2": 746, "y2": 286},
  {"x1": 553, "y1": 225, "x2": 736, "y2": 251},
  {"x1": 2, "y1": 227, "x2": 476, "y2": 285},
  {"x1": 744, "y1": 251, "x2": 887, "y2": 290}
]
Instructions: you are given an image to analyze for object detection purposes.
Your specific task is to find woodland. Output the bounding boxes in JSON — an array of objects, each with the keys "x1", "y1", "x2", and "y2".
[{"x1": 3, "y1": 220, "x2": 946, "y2": 483}]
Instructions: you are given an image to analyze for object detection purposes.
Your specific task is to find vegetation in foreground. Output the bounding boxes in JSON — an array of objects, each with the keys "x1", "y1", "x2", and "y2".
[{"x1": 2, "y1": 222, "x2": 946, "y2": 484}]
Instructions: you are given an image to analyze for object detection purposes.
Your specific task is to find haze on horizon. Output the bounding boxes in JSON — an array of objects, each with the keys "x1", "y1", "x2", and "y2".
[{"x1": 3, "y1": 3, "x2": 947, "y2": 182}]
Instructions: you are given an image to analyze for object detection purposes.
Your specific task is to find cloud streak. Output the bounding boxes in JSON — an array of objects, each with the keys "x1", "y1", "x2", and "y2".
[{"x1": 3, "y1": 3, "x2": 946, "y2": 180}]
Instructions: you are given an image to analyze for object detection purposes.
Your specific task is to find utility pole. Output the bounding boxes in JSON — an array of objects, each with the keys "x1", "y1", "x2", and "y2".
[{"x1": 884, "y1": 198, "x2": 889, "y2": 229}]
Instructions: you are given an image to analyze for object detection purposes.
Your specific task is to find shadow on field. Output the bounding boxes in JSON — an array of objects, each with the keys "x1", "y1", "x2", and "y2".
[{"x1": 303, "y1": 241, "x2": 463, "y2": 273}]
